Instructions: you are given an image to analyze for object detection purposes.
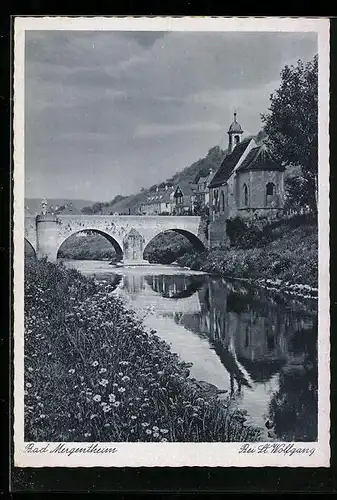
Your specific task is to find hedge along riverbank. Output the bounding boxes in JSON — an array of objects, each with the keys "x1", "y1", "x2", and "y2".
[
  {"x1": 24, "y1": 259, "x2": 261, "y2": 443},
  {"x1": 176, "y1": 217, "x2": 318, "y2": 292}
]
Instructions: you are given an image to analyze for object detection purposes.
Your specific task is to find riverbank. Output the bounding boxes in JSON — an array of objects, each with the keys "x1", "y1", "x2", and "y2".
[
  {"x1": 24, "y1": 258, "x2": 261, "y2": 443},
  {"x1": 177, "y1": 217, "x2": 318, "y2": 292}
]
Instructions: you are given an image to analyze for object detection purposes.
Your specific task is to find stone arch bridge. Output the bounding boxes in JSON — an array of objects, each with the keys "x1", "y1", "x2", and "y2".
[{"x1": 24, "y1": 214, "x2": 207, "y2": 262}]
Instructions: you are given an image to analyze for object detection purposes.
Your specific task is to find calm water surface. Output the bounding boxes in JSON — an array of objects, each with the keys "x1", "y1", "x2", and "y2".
[{"x1": 64, "y1": 260, "x2": 318, "y2": 442}]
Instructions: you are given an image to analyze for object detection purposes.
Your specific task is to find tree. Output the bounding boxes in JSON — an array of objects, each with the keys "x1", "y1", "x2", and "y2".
[{"x1": 261, "y1": 55, "x2": 318, "y2": 213}]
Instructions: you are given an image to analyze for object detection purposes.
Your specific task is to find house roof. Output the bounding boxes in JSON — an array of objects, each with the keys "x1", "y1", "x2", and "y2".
[
  {"x1": 237, "y1": 144, "x2": 285, "y2": 173},
  {"x1": 141, "y1": 187, "x2": 174, "y2": 205},
  {"x1": 208, "y1": 138, "x2": 251, "y2": 188},
  {"x1": 174, "y1": 182, "x2": 196, "y2": 197},
  {"x1": 198, "y1": 170, "x2": 215, "y2": 186}
]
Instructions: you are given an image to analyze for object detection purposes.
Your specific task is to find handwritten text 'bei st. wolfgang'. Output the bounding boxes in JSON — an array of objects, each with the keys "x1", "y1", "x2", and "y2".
[{"x1": 239, "y1": 443, "x2": 316, "y2": 457}]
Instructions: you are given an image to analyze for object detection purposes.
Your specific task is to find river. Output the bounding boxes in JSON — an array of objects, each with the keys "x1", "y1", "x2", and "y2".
[{"x1": 64, "y1": 259, "x2": 318, "y2": 442}]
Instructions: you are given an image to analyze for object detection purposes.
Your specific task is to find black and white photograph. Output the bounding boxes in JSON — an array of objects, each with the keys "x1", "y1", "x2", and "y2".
[{"x1": 13, "y1": 17, "x2": 330, "y2": 467}]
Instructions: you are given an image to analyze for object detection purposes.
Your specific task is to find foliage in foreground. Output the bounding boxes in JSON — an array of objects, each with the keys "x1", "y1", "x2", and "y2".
[{"x1": 24, "y1": 259, "x2": 261, "y2": 442}]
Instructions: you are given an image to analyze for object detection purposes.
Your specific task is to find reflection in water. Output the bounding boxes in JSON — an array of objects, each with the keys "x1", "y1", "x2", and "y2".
[
  {"x1": 64, "y1": 261, "x2": 318, "y2": 442},
  {"x1": 139, "y1": 272, "x2": 318, "y2": 441}
]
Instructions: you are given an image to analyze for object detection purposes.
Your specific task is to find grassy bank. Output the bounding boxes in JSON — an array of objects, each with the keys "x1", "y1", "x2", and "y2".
[
  {"x1": 24, "y1": 259, "x2": 261, "y2": 442},
  {"x1": 177, "y1": 216, "x2": 318, "y2": 290}
]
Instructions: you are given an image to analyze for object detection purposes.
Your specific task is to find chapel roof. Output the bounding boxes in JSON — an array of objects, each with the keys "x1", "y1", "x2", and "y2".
[
  {"x1": 228, "y1": 113, "x2": 244, "y2": 134},
  {"x1": 208, "y1": 138, "x2": 252, "y2": 188},
  {"x1": 237, "y1": 143, "x2": 285, "y2": 173}
]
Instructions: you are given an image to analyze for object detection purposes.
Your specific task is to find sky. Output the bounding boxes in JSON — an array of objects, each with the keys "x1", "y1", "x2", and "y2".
[{"x1": 24, "y1": 30, "x2": 317, "y2": 202}]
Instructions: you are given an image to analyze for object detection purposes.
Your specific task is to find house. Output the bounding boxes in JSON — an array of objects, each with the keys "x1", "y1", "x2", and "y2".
[
  {"x1": 172, "y1": 182, "x2": 197, "y2": 215},
  {"x1": 208, "y1": 113, "x2": 285, "y2": 247},
  {"x1": 139, "y1": 185, "x2": 175, "y2": 215},
  {"x1": 195, "y1": 170, "x2": 215, "y2": 208}
]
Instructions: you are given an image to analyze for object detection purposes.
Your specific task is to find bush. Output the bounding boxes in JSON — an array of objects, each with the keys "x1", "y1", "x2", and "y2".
[{"x1": 177, "y1": 219, "x2": 318, "y2": 288}]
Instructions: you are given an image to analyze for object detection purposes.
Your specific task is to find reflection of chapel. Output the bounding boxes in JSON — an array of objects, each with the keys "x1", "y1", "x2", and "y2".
[{"x1": 208, "y1": 113, "x2": 286, "y2": 247}]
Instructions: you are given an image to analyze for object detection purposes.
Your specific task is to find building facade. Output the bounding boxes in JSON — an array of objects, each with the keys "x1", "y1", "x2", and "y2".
[
  {"x1": 195, "y1": 170, "x2": 214, "y2": 209},
  {"x1": 208, "y1": 114, "x2": 285, "y2": 248},
  {"x1": 138, "y1": 186, "x2": 175, "y2": 215}
]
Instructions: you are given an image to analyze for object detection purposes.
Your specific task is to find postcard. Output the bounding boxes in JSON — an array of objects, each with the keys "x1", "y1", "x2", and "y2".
[{"x1": 13, "y1": 16, "x2": 330, "y2": 467}]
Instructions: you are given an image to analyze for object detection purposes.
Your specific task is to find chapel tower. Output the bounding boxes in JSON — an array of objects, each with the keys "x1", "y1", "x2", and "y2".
[{"x1": 227, "y1": 112, "x2": 244, "y2": 154}]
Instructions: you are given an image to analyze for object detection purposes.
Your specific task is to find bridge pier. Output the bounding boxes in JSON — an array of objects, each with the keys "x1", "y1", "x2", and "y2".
[{"x1": 36, "y1": 214, "x2": 59, "y2": 262}]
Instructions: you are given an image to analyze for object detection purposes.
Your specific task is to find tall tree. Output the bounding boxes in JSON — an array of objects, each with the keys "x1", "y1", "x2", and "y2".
[{"x1": 261, "y1": 55, "x2": 318, "y2": 212}]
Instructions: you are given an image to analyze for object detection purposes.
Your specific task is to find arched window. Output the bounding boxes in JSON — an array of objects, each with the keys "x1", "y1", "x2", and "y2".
[
  {"x1": 234, "y1": 135, "x2": 240, "y2": 145},
  {"x1": 243, "y1": 183, "x2": 249, "y2": 207},
  {"x1": 266, "y1": 182, "x2": 275, "y2": 196},
  {"x1": 221, "y1": 191, "x2": 225, "y2": 212}
]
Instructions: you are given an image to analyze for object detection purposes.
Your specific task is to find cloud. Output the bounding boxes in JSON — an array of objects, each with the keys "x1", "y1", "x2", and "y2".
[
  {"x1": 134, "y1": 121, "x2": 222, "y2": 138},
  {"x1": 24, "y1": 30, "x2": 317, "y2": 201}
]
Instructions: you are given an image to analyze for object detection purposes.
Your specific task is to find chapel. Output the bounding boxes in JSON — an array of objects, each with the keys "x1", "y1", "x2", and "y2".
[{"x1": 208, "y1": 113, "x2": 286, "y2": 247}]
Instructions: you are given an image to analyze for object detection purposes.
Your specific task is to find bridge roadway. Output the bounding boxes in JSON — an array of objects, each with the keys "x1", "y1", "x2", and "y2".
[{"x1": 24, "y1": 214, "x2": 206, "y2": 262}]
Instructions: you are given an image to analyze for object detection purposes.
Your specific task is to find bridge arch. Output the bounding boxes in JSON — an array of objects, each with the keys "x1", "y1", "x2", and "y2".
[
  {"x1": 143, "y1": 228, "x2": 205, "y2": 264},
  {"x1": 56, "y1": 229, "x2": 123, "y2": 260},
  {"x1": 24, "y1": 238, "x2": 37, "y2": 259},
  {"x1": 169, "y1": 229, "x2": 205, "y2": 251}
]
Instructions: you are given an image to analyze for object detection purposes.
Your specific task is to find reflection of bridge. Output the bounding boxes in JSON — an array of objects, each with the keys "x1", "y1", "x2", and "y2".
[
  {"x1": 24, "y1": 214, "x2": 206, "y2": 262},
  {"x1": 117, "y1": 274, "x2": 202, "y2": 315}
]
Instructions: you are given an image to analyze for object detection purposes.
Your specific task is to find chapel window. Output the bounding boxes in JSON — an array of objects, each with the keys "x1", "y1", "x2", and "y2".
[
  {"x1": 221, "y1": 191, "x2": 225, "y2": 212},
  {"x1": 243, "y1": 184, "x2": 249, "y2": 207},
  {"x1": 266, "y1": 182, "x2": 275, "y2": 196}
]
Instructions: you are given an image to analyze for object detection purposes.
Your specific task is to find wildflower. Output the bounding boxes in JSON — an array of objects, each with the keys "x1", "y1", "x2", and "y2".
[
  {"x1": 40, "y1": 414, "x2": 46, "y2": 419},
  {"x1": 145, "y1": 429, "x2": 152, "y2": 435},
  {"x1": 99, "y1": 379, "x2": 109, "y2": 387},
  {"x1": 192, "y1": 413, "x2": 199, "y2": 418},
  {"x1": 90, "y1": 414, "x2": 98, "y2": 420},
  {"x1": 130, "y1": 415, "x2": 137, "y2": 420},
  {"x1": 101, "y1": 401, "x2": 107, "y2": 406},
  {"x1": 118, "y1": 387, "x2": 126, "y2": 393},
  {"x1": 92, "y1": 361, "x2": 99, "y2": 367},
  {"x1": 153, "y1": 432, "x2": 159, "y2": 438},
  {"x1": 161, "y1": 438, "x2": 168, "y2": 442},
  {"x1": 112, "y1": 383, "x2": 118, "y2": 388},
  {"x1": 93, "y1": 394, "x2": 102, "y2": 402},
  {"x1": 141, "y1": 422, "x2": 149, "y2": 428},
  {"x1": 84, "y1": 432, "x2": 91, "y2": 438},
  {"x1": 160, "y1": 429, "x2": 169, "y2": 434},
  {"x1": 152, "y1": 426, "x2": 159, "y2": 432},
  {"x1": 118, "y1": 372, "x2": 124, "y2": 377},
  {"x1": 104, "y1": 423, "x2": 111, "y2": 428},
  {"x1": 26, "y1": 382, "x2": 32, "y2": 388},
  {"x1": 121, "y1": 375, "x2": 130, "y2": 383},
  {"x1": 27, "y1": 367, "x2": 33, "y2": 372},
  {"x1": 108, "y1": 394, "x2": 116, "y2": 403},
  {"x1": 103, "y1": 405, "x2": 112, "y2": 413},
  {"x1": 177, "y1": 417, "x2": 184, "y2": 424},
  {"x1": 112, "y1": 401, "x2": 120, "y2": 408},
  {"x1": 68, "y1": 369, "x2": 75, "y2": 374},
  {"x1": 99, "y1": 368, "x2": 107, "y2": 374}
]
